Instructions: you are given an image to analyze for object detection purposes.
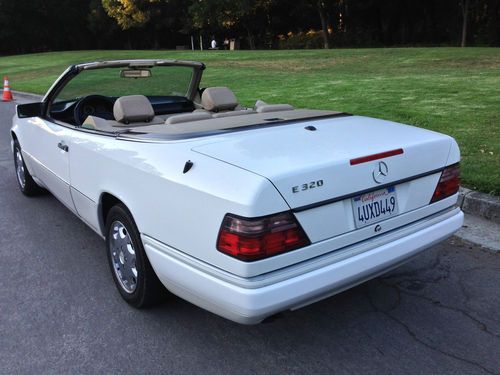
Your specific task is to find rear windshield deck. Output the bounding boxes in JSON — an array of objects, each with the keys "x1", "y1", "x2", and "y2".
[{"x1": 115, "y1": 109, "x2": 349, "y2": 141}]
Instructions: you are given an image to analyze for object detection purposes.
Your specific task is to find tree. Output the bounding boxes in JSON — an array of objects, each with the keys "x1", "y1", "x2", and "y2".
[
  {"x1": 0, "y1": 0, "x2": 499, "y2": 54},
  {"x1": 101, "y1": 0, "x2": 188, "y2": 48},
  {"x1": 188, "y1": 0, "x2": 272, "y2": 49},
  {"x1": 460, "y1": 0, "x2": 470, "y2": 47},
  {"x1": 102, "y1": 0, "x2": 159, "y2": 30},
  {"x1": 317, "y1": 1, "x2": 330, "y2": 48}
]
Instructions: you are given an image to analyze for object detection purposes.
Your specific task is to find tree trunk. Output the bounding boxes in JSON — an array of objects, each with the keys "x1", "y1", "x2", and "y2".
[
  {"x1": 244, "y1": 26, "x2": 256, "y2": 50},
  {"x1": 153, "y1": 34, "x2": 159, "y2": 49},
  {"x1": 461, "y1": 0, "x2": 470, "y2": 47},
  {"x1": 126, "y1": 32, "x2": 132, "y2": 50},
  {"x1": 317, "y1": 1, "x2": 330, "y2": 49}
]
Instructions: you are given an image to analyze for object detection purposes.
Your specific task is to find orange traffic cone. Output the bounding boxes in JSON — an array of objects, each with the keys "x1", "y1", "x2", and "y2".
[{"x1": 2, "y1": 76, "x2": 13, "y2": 102}]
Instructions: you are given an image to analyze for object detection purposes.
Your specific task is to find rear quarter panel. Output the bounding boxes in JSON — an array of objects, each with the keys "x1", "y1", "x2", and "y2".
[{"x1": 67, "y1": 131, "x2": 289, "y2": 276}]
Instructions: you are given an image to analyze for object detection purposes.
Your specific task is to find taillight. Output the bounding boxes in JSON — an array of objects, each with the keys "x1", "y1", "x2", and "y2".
[
  {"x1": 430, "y1": 163, "x2": 460, "y2": 203},
  {"x1": 217, "y1": 212, "x2": 310, "y2": 261}
]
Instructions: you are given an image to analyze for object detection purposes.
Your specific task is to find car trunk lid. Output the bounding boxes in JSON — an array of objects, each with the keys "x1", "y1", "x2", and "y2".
[{"x1": 192, "y1": 115, "x2": 452, "y2": 211}]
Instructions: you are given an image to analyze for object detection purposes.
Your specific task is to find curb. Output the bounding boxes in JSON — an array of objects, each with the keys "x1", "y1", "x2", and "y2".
[
  {"x1": 458, "y1": 187, "x2": 500, "y2": 224},
  {"x1": 11, "y1": 90, "x2": 43, "y2": 103}
]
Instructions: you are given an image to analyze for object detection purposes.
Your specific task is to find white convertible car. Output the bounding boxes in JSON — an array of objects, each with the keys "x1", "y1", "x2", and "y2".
[{"x1": 11, "y1": 59, "x2": 463, "y2": 324}]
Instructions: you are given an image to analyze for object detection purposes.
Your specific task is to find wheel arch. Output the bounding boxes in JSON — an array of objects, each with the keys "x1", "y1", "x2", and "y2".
[
  {"x1": 99, "y1": 192, "x2": 129, "y2": 236},
  {"x1": 10, "y1": 131, "x2": 18, "y2": 152}
]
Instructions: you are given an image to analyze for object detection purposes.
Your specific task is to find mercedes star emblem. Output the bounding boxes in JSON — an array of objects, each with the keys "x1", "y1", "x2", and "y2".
[{"x1": 373, "y1": 161, "x2": 388, "y2": 184}]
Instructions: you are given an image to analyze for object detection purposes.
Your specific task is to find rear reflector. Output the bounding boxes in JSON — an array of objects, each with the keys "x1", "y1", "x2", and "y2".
[
  {"x1": 350, "y1": 148, "x2": 404, "y2": 165},
  {"x1": 430, "y1": 163, "x2": 460, "y2": 203},
  {"x1": 217, "y1": 212, "x2": 310, "y2": 261}
]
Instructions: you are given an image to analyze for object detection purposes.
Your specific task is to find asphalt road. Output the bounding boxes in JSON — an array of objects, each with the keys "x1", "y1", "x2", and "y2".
[{"x1": 1, "y1": 100, "x2": 499, "y2": 375}]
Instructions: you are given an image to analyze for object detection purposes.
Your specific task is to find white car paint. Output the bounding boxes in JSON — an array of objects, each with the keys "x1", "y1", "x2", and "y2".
[
  {"x1": 17, "y1": 116, "x2": 74, "y2": 211},
  {"x1": 193, "y1": 115, "x2": 455, "y2": 208},
  {"x1": 11, "y1": 61, "x2": 464, "y2": 324}
]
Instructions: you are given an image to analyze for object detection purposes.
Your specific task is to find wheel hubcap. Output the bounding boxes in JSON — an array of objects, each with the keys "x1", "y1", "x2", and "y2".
[
  {"x1": 109, "y1": 221, "x2": 137, "y2": 293},
  {"x1": 14, "y1": 149, "x2": 26, "y2": 189}
]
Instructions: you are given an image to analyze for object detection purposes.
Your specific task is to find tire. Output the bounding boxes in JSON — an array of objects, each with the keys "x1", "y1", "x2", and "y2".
[
  {"x1": 105, "y1": 203, "x2": 165, "y2": 308},
  {"x1": 13, "y1": 140, "x2": 44, "y2": 196}
]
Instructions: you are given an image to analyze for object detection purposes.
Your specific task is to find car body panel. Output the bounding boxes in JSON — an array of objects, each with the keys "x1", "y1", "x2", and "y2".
[
  {"x1": 294, "y1": 172, "x2": 443, "y2": 242},
  {"x1": 192, "y1": 115, "x2": 455, "y2": 209},
  {"x1": 12, "y1": 117, "x2": 75, "y2": 211},
  {"x1": 64, "y1": 130, "x2": 290, "y2": 273},
  {"x1": 144, "y1": 207, "x2": 463, "y2": 324}
]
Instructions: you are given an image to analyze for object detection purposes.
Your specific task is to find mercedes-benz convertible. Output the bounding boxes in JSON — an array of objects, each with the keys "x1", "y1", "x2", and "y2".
[{"x1": 11, "y1": 59, "x2": 463, "y2": 324}]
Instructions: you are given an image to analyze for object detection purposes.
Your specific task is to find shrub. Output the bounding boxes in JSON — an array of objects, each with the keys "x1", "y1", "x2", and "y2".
[{"x1": 278, "y1": 30, "x2": 324, "y2": 49}]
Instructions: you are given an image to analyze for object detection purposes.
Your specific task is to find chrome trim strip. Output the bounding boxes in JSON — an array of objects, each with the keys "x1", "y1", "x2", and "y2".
[{"x1": 293, "y1": 166, "x2": 446, "y2": 213}]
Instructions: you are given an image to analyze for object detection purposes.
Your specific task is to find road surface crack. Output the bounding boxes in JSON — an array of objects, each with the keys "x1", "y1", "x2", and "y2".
[
  {"x1": 365, "y1": 288, "x2": 498, "y2": 375},
  {"x1": 393, "y1": 286, "x2": 500, "y2": 339}
]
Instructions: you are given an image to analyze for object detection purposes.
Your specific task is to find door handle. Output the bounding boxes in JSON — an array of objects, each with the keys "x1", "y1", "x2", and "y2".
[{"x1": 57, "y1": 142, "x2": 69, "y2": 152}]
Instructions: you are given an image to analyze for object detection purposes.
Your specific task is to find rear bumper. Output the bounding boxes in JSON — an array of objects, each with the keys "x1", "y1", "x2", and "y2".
[{"x1": 143, "y1": 207, "x2": 463, "y2": 324}]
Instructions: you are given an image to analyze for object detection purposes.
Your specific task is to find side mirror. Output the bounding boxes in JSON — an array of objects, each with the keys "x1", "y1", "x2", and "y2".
[{"x1": 17, "y1": 102, "x2": 44, "y2": 118}]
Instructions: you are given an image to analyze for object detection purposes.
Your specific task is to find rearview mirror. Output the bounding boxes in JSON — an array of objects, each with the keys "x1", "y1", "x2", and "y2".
[
  {"x1": 120, "y1": 69, "x2": 152, "y2": 78},
  {"x1": 17, "y1": 102, "x2": 44, "y2": 118}
]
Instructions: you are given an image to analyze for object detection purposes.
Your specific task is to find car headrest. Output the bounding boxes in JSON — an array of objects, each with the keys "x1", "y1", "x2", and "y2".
[
  {"x1": 201, "y1": 87, "x2": 238, "y2": 112},
  {"x1": 113, "y1": 95, "x2": 155, "y2": 124}
]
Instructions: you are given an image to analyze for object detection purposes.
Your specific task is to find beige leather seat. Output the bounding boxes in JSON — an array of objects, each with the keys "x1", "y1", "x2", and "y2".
[
  {"x1": 212, "y1": 109, "x2": 255, "y2": 118},
  {"x1": 82, "y1": 116, "x2": 119, "y2": 132},
  {"x1": 201, "y1": 87, "x2": 239, "y2": 112},
  {"x1": 201, "y1": 87, "x2": 255, "y2": 117},
  {"x1": 254, "y1": 99, "x2": 294, "y2": 113},
  {"x1": 113, "y1": 95, "x2": 163, "y2": 125},
  {"x1": 165, "y1": 111, "x2": 212, "y2": 125},
  {"x1": 83, "y1": 95, "x2": 163, "y2": 131}
]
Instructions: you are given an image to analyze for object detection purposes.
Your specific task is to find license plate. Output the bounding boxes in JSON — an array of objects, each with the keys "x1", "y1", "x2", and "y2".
[{"x1": 352, "y1": 186, "x2": 399, "y2": 228}]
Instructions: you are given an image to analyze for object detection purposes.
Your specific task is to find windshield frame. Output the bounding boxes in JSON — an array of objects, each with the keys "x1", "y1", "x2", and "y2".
[{"x1": 42, "y1": 59, "x2": 205, "y2": 118}]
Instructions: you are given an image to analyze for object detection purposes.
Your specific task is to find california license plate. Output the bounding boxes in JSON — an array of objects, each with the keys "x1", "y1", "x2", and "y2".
[{"x1": 352, "y1": 186, "x2": 399, "y2": 228}]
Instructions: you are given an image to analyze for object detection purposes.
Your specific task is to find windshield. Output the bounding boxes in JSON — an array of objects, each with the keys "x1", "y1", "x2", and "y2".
[{"x1": 54, "y1": 65, "x2": 194, "y2": 102}]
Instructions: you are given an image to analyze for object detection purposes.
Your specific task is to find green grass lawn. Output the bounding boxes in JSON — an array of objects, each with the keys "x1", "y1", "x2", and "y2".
[{"x1": 1, "y1": 48, "x2": 499, "y2": 195}]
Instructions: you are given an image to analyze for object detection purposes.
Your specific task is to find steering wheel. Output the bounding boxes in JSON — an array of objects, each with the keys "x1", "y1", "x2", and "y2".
[{"x1": 73, "y1": 95, "x2": 114, "y2": 126}]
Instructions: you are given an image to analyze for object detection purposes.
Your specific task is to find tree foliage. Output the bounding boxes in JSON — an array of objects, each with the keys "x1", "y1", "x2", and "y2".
[
  {"x1": 0, "y1": 0, "x2": 498, "y2": 54},
  {"x1": 102, "y1": 0, "x2": 159, "y2": 29}
]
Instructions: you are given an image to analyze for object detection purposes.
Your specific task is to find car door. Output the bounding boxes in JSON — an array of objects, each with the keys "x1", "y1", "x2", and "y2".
[{"x1": 22, "y1": 116, "x2": 75, "y2": 212}]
